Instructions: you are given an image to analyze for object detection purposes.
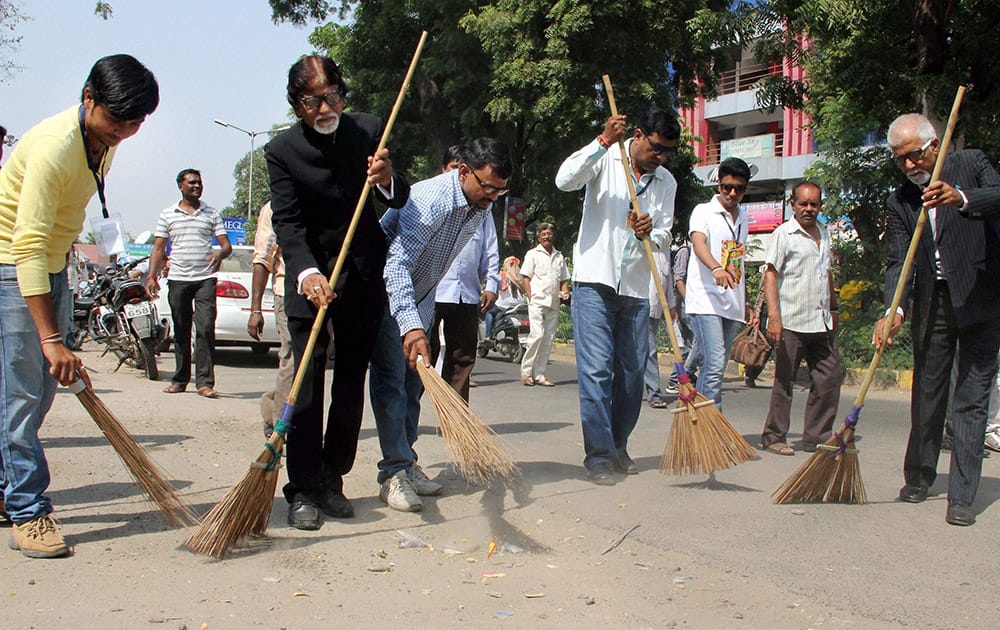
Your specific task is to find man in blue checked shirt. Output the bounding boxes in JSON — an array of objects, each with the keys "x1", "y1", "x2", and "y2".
[
  {"x1": 370, "y1": 138, "x2": 513, "y2": 512},
  {"x1": 429, "y1": 145, "x2": 500, "y2": 400}
]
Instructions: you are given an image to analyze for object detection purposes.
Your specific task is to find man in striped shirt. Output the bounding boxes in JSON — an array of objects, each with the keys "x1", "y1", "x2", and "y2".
[
  {"x1": 760, "y1": 182, "x2": 841, "y2": 456},
  {"x1": 147, "y1": 169, "x2": 231, "y2": 398}
]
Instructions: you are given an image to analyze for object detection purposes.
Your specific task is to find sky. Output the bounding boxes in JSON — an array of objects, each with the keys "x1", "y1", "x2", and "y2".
[{"x1": 1, "y1": 0, "x2": 321, "y2": 237}]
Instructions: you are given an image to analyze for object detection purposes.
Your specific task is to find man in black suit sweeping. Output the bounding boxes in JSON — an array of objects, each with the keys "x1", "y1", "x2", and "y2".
[
  {"x1": 874, "y1": 112, "x2": 1000, "y2": 526},
  {"x1": 266, "y1": 55, "x2": 410, "y2": 530}
]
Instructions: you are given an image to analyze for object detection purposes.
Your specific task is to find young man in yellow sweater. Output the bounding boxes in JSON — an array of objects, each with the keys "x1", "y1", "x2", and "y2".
[{"x1": 0, "y1": 54, "x2": 159, "y2": 558}]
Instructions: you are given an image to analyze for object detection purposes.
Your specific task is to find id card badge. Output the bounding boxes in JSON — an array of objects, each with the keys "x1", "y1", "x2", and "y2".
[{"x1": 720, "y1": 240, "x2": 745, "y2": 285}]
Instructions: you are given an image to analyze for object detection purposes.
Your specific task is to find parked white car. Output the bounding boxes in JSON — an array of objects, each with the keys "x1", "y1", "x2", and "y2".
[{"x1": 157, "y1": 246, "x2": 280, "y2": 353}]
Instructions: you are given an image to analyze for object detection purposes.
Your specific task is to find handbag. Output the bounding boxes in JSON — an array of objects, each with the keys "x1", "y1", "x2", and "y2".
[
  {"x1": 730, "y1": 287, "x2": 772, "y2": 370},
  {"x1": 730, "y1": 323, "x2": 772, "y2": 370}
]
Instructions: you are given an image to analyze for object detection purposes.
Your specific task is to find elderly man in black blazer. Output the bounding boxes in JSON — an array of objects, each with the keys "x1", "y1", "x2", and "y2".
[
  {"x1": 266, "y1": 55, "x2": 410, "y2": 530},
  {"x1": 874, "y1": 113, "x2": 1000, "y2": 527}
]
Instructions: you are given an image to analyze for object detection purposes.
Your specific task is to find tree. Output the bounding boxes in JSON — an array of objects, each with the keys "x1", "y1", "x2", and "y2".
[
  {"x1": 0, "y1": 0, "x2": 28, "y2": 82},
  {"x1": 270, "y1": 0, "x2": 734, "y2": 258},
  {"x1": 742, "y1": 0, "x2": 1000, "y2": 268}
]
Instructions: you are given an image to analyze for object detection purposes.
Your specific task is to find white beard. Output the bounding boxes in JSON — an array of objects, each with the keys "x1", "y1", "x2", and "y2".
[
  {"x1": 907, "y1": 169, "x2": 931, "y2": 186},
  {"x1": 312, "y1": 114, "x2": 340, "y2": 136}
]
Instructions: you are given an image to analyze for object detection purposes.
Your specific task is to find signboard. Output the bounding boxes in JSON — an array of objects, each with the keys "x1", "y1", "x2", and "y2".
[
  {"x1": 721, "y1": 133, "x2": 776, "y2": 160},
  {"x1": 743, "y1": 200, "x2": 784, "y2": 234},
  {"x1": 126, "y1": 243, "x2": 153, "y2": 257},
  {"x1": 215, "y1": 217, "x2": 248, "y2": 246},
  {"x1": 505, "y1": 197, "x2": 526, "y2": 241}
]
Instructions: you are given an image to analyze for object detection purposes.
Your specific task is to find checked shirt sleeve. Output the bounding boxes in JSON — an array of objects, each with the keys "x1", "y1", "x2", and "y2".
[{"x1": 384, "y1": 184, "x2": 449, "y2": 335}]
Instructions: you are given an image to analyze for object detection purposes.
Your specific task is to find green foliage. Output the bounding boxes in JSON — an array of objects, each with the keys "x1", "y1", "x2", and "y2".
[
  {"x1": 270, "y1": 0, "x2": 739, "y2": 262},
  {"x1": 93, "y1": 2, "x2": 113, "y2": 19},
  {"x1": 223, "y1": 146, "x2": 272, "y2": 221}
]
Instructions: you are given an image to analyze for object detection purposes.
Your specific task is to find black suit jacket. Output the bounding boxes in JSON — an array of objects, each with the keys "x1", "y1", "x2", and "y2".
[
  {"x1": 265, "y1": 113, "x2": 409, "y2": 319},
  {"x1": 884, "y1": 149, "x2": 1000, "y2": 339}
]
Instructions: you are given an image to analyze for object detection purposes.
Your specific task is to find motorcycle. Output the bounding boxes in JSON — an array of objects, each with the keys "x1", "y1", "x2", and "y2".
[
  {"x1": 86, "y1": 256, "x2": 169, "y2": 380},
  {"x1": 477, "y1": 303, "x2": 530, "y2": 363},
  {"x1": 66, "y1": 278, "x2": 98, "y2": 350}
]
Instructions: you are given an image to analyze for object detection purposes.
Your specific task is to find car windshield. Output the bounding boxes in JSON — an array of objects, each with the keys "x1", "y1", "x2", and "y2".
[{"x1": 215, "y1": 247, "x2": 254, "y2": 273}]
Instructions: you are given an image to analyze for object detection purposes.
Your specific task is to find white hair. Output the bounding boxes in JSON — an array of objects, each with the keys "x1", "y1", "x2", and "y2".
[{"x1": 887, "y1": 113, "x2": 937, "y2": 149}]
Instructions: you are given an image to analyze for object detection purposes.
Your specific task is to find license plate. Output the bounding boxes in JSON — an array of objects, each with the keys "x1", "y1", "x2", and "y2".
[{"x1": 124, "y1": 302, "x2": 152, "y2": 318}]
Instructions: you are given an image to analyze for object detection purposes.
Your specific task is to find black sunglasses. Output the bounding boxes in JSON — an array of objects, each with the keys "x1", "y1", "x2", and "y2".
[
  {"x1": 719, "y1": 183, "x2": 747, "y2": 194},
  {"x1": 299, "y1": 90, "x2": 343, "y2": 111},
  {"x1": 892, "y1": 138, "x2": 933, "y2": 167},
  {"x1": 646, "y1": 135, "x2": 678, "y2": 156}
]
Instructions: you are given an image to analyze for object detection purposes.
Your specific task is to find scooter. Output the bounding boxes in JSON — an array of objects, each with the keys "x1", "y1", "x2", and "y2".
[{"x1": 477, "y1": 303, "x2": 529, "y2": 363}]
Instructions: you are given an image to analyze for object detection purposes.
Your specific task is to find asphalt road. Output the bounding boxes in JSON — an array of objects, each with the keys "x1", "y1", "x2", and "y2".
[{"x1": 3, "y1": 341, "x2": 998, "y2": 628}]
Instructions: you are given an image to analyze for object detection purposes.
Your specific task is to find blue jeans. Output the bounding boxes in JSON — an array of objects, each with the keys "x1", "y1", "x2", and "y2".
[
  {"x1": 0, "y1": 264, "x2": 70, "y2": 523},
  {"x1": 572, "y1": 283, "x2": 649, "y2": 470},
  {"x1": 687, "y1": 313, "x2": 741, "y2": 409},
  {"x1": 644, "y1": 317, "x2": 664, "y2": 400},
  {"x1": 369, "y1": 307, "x2": 424, "y2": 484}
]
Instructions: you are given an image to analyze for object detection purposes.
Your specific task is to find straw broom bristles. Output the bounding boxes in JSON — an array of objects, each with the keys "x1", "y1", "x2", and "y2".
[
  {"x1": 772, "y1": 425, "x2": 866, "y2": 504},
  {"x1": 416, "y1": 362, "x2": 517, "y2": 485},
  {"x1": 70, "y1": 380, "x2": 198, "y2": 527},
  {"x1": 185, "y1": 431, "x2": 283, "y2": 556},
  {"x1": 660, "y1": 378, "x2": 758, "y2": 476}
]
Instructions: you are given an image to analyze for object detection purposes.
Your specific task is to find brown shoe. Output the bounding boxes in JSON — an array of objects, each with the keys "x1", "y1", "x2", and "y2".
[
  {"x1": 197, "y1": 387, "x2": 219, "y2": 399},
  {"x1": 8, "y1": 515, "x2": 68, "y2": 558},
  {"x1": 534, "y1": 377, "x2": 556, "y2": 387},
  {"x1": 521, "y1": 374, "x2": 535, "y2": 386},
  {"x1": 163, "y1": 384, "x2": 186, "y2": 394}
]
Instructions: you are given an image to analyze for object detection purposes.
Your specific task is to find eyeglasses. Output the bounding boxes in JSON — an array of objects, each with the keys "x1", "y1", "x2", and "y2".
[
  {"x1": 893, "y1": 138, "x2": 933, "y2": 167},
  {"x1": 467, "y1": 167, "x2": 510, "y2": 196},
  {"x1": 646, "y1": 136, "x2": 678, "y2": 156},
  {"x1": 299, "y1": 90, "x2": 343, "y2": 111},
  {"x1": 719, "y1": 183, "x2": 747, "y2": 194}
]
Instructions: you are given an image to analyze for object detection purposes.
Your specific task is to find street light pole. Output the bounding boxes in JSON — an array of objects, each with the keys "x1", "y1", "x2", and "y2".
[{"x1": 213, "y1": 119, "x2": 292, "y2": 220}]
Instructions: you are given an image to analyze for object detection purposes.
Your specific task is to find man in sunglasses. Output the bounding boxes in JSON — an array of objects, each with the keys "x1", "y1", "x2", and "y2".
[
  {"x1": 265, "y1": 55, "x2": 411, "y2": 530},
  {"x1": 555, "y1": 105, "x2": 679, "y2": 485},
  {"x1": 873, "y1": 113, "x2": 1000, "y2": 527},
  {"x1": 685, "y1": 157, "x2": 757, "y2": 411}
]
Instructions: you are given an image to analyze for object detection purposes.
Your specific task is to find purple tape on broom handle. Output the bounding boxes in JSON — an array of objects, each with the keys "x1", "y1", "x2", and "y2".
[
  {"x1": 274, "y1": 402, "x2": 295, "y2": 437},
  {"x1": 674, "y1": 362, "x2": 699, "y2": 403},
  {"x1": 844, "y1": 405, "x2": 861, "y2": 428}
]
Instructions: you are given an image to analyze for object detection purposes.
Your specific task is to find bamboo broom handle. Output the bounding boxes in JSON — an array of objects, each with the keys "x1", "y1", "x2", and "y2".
[
  {"x1": 601, "y1": 75, "x2": 684, "y2": 364},
  {"x1": 285, "y1": 31, "x2": 429, "y2": 407},
  {"x1": 853, "y1": 84, "x2": 966, "y2": 407}
]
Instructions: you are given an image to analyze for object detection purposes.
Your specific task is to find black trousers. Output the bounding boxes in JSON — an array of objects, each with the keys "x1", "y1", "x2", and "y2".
[
  {"x1": 908, "y1": 281, "x2": 1000, "y2": 505},
  {"x1": 282, "y1": 271, "x2": 385, "y2": 501},
  {"x1": 429, "y1": 302, "x2": 480, "y2": 402},
  {"x1": 167, "y1": 278, "x2": 217, "y2": 389}
]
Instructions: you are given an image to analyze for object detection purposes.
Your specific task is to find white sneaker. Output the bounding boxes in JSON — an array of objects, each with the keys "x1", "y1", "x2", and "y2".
[
  {"x1": 409, "y1": 464, "x2": 443, "y2": 496},
  {"x1": 985, "y1": 426, "x2": 1000, "y2": 453},
  {"x1": 379, "y1": 470, "x2": 422, "y2": 512}
]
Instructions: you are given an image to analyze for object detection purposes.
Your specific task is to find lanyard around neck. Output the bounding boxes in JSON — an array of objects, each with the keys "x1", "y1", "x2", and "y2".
[{"x1": 79, "y1": 104, "x2": 110, "y2": 219}]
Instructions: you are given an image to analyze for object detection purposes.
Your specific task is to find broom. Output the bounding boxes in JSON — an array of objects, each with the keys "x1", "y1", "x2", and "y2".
[
  {"x1": 415, "y1": 360, "x2": 517, "y2": 485},
  {"x1": 68, "y1": 373, "x2": 198, "y2": 527},
  {"x1": 601, "y1": 75, "x2": 757, "y2": 476},
  {"x1": 772, "y1": 85, "x2": 967, "y2": 504},
  {"x1": 185, "y1": 31, "x2": 429, "y2": 557}
]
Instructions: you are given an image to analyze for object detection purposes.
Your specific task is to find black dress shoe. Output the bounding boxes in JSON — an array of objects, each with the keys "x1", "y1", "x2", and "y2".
[
  {"x1": 587, "y1": 463, "x2": 616, "y2": 486},
  {"x1": 287, "y1": 494, "x2": 321, "y2": 530},
  {"x1": 946, "y1": 503, "x2": 976, "y2": 526},
  {"x1": 898, "y1": 484, "x2": 928, "y2": 503},
  {"x1": 320, "y1": 489, "x2": 355, "y2": 519},
  {"x1": 613, "y1": 453, "x2": 639, "y2": 475}
]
